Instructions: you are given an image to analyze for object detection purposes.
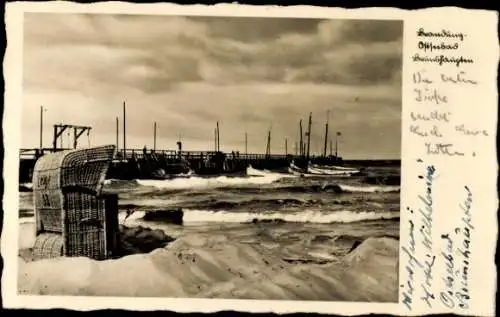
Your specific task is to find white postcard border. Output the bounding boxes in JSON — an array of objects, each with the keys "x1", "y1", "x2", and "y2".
[{"x1": 2, "y1": 2, "x2": 498, "y2": 316}]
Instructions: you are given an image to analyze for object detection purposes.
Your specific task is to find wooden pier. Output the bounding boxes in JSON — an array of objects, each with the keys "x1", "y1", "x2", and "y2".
[
  {"x1": 18, "y1": 105, "x2": 403, "y2": 184},
  {"x1": 19, "y1": 147, "x2": 344, "y2": 183}
]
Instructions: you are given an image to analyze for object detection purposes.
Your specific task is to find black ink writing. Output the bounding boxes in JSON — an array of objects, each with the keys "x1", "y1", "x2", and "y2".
[
  {"x1": 411, "y1": 125, "x2": 428, "y2": 137},
  {"x1": 440, "y1": 233, "x2": 455, "y2": 309},
  {"x1": 455, "y1": 124, "x2": 488, "y2": 137},
  {"x1": 401, "y1": 217, "x2": 424, "y2": 311},
  {"x1": 410, "y1": 110, "x2": 451, "y2": 123},
  {"x1": 419, "y1": 41, "x2": 460, "y2": 53},
  {"x1": 414, "y1": 88, "x2": 448, "y2": 104},
  {"x1": 413, "y1": 71, "x2": 434, "y2": 84},
  {"x1": 412, "y1": 54, "x2": 474, "y2": 67},
  {"x1": 441, "y1": 71, "x2": 478, "y2": 85},
  {"x1": 451, "y1": 186, "x2": 473, "y2": 310},
  {"x1": 418, "y1": 164, "x2": 435, "y2": 252},
  {"x1": 417, "y1": 28, "x2": 466, "y2": 41},
  {"x1": 425, "y1": 143, "x2": 465, "y2": 156},
  {"x1": 410, "y1": 125, "x2": 443, "y2": 138},
  {"x1": 430, "y1": 125, "x2": 443, "y2": 137}
]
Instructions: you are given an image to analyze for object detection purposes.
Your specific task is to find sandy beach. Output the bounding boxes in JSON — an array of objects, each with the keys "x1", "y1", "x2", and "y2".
[
  {"x1": 18, "y1": 165, "x2": 400, "y2": 301},
  {"x1": 18, "y1": 220, "x2": 399, "y2": 301}
]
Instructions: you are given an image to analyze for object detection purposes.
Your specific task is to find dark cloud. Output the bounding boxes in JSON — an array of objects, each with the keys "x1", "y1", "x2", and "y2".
[
  {"x1": 326, "y1": 19, "x2": 403, "y2": 44},
  {"x1": 24, "y1": 13, "x2": 403, "y2": 92},
  {"x1": 22, "y1": 13, "x2": 402, "y2": 158},
  {"x1": 191, "y1": 16, "x2": 321, "y2": 42}
]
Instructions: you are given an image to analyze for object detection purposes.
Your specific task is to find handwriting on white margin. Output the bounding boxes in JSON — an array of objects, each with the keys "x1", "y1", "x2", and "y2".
[{"x1": 401, "y1": 26, "x2": 481, "y2": 313}]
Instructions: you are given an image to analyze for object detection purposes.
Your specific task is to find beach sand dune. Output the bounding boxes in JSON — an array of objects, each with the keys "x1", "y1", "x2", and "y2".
[{"x1": 18, "y1": 234, "x2": 398, "y2": 302}]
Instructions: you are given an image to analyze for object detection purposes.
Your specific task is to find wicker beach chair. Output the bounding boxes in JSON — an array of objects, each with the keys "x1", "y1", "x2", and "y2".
[{"x1": 31, "y1": 145, "x2": 120, "y2": 260}]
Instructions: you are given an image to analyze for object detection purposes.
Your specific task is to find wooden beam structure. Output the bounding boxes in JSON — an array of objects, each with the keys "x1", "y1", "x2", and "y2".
[{"x1": 52, "y1": 124, "x2": 92, "y2": 150}]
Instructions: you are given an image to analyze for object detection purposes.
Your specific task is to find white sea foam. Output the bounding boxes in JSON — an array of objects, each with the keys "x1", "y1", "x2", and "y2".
[
  {"x1": 184, "y1": 209, "x2": 398, "y2": 223},
  {"x1": 339, "y1": 184, "x2": 400, "y2": 193},
  {"x1": 289, "y1": 162, "x2": 358, "y2": 176},
  {"x1": 119, "y1": 198, "x2": 181, "y2": 209},
  {"x1": 119, "y1": 208, "x2": 399, "y2": 226},
  {"x1": 136, "y1": 166, "x2": 293, "y2": 189}
]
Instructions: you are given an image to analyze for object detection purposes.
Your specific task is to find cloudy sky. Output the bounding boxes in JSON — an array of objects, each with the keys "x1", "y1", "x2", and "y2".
[{"x1": 22, "y1": 13, "x2": 402, "y2": 159}]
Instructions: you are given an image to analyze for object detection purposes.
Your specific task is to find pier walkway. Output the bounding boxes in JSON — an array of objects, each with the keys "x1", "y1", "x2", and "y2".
[{"x1": 19, "y1": 147, "x2": 343, "y2": 183}]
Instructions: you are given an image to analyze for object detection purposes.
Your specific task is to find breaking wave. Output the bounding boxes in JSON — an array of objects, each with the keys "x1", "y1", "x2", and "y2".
[
  {"x1": 136, "y1": 166, "x2": 294, "y2": 189},
  {"x1": 121, "y1": 208, "x2": 399, "y2": 225},
  {"x1": 339, "y1": 184, "x2": 400, "y2": 193}
]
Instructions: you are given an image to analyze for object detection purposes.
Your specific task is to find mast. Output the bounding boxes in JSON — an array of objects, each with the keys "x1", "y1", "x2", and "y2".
[
  {"x1": 216, "y1": 121, "x2": 220, "y2": 152},
  {"x1": 123, "y1": 101, "x2": 126, "y2": 158},
  {"x1": 245, "y1": 131, "x2": 248, "y2": 156},
  {"x1": 329, "y1": 139, "x2": 333, "y2": 156},
  {"x1": 306, "y1": 112, "x2": 312, "y2": 172},
  {"x1": 266, "y1": 129, "x2": 271, "y2": 157},
  {"x1": 214, "y1": 128, "x2": 217, "y2": 152},
  {"x1": 115, "y1": 117, "x2": 119, "y2": 151},
  {"x1": 323, "y1": 110, "x2": 330, "y2": 157},
  {"x1": 335, "y1": 132, "x2": 339, "y2": 157},
  {"x1": 153, "y1": 122, "x2": 157, "y2": 151},
  {"x1": 285, "y1": 138, "x2": 288, "y2": 156},
  {"x1": 299, "y1": 119, "x2": 303, "y2": 156},
  {"x1": 39, "y1": 105, "x2": 43, "y2": 149}
]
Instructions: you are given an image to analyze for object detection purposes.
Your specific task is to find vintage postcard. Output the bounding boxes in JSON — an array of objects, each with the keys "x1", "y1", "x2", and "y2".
[{"x1": 2, "y1": 2, "x2": 498, "y2": 316}]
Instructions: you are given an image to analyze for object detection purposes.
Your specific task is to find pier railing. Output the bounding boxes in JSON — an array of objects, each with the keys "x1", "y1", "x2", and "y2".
[
  {"x1": 20, "y1": 148, "x2": 292, "y2": 162},
  {"x1": 18, "y1": 147, "x2": 398, "y2": 183}
]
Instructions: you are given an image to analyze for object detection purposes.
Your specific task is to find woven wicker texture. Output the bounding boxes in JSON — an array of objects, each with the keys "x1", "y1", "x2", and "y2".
[
  {"x1": 32, "y1": 145, "x2": 118, "y2": 260},
  {"x1": 33, "y1": 145, "x2": 115, "y2": 233},
  {"x1": 32, "y1": 233, "x2": 64, "y2": 259}
]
